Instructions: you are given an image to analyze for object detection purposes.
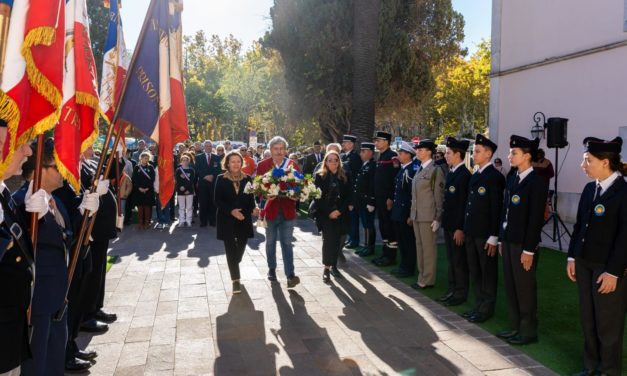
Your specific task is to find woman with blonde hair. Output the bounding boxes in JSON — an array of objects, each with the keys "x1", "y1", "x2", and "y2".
[{"x1": 313, "y1": 151, "x2": 352, "y2": 282}]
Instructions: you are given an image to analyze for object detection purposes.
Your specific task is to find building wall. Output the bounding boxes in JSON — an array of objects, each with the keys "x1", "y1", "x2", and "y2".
[{"x1": 490, "y1": 0, "x2": 627, "y2": 221}]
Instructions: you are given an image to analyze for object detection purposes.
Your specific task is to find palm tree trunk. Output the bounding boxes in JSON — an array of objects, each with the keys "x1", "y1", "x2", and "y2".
[{"x1": 350, "y1": 0, "x2": 381, "y2": 143}]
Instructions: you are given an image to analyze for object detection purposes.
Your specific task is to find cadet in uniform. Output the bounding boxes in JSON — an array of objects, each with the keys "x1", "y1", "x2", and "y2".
[
  {"x1": 463, "y1": 134, "x2": 505, "y2": 323},
  {"x1": 0, "y1": 125, "x2": 34, "y2": 376},
  {"x1": 390, "y1": 142, "x2": 420, "y2": 278},
  {"x1": 567, "y1": 137, "x2": 627, "y2": 376},
  {"x1": 410, "y1": 139, "x2": 445, "y2": 289},
  {"x1": 497, "y1": 135, "x2": 547, "y2": 345},
  {"x1": 341, "y1": 135, "x2": 362, "y2": 249},
  {"x1": 372, "y1": 131, "x2": 400, "y2": 266},
  {"x1": 439, "y1": 137, "x2": 471, "y2": 306},
  {"x1": 353, "y1": 143, "x2": 377, "y2": 257},
  {"x1": 18, "y1": 139, "x2": 94, "y2": 376}
]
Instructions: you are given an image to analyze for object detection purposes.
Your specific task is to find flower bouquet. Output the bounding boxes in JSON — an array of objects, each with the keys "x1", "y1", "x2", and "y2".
[{"x1": 244, "y1": 165, "x2": 321, "y2": 202}]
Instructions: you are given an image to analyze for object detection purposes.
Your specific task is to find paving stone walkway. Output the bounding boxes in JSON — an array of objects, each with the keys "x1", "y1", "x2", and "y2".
[{"x1": 77, "y1": 219, "x2": 557, "y2": 376}]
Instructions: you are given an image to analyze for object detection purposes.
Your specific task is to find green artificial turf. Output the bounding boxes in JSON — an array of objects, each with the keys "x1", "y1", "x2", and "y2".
[
  {"x1": 106, "y1": 255, "x2": 119, "y2": 273},
  {"x1": 355, "y1": 244, "x2": 627, "y2": 375}
]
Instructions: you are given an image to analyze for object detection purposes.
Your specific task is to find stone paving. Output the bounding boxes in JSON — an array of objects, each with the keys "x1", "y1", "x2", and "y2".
[{"x1": 77, "y1": 219, "x2": 557, "y2": 376}]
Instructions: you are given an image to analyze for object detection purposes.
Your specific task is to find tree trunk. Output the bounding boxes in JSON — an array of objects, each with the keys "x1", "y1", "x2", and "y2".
[{"x1": 349, "y1": 0, "x2": 381, "y2": 144}]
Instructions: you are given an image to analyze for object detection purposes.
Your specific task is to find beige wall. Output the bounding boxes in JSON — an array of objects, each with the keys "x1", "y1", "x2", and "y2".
[{"x1": 491, "y1": 0, "x2": 627, "y2": 221}]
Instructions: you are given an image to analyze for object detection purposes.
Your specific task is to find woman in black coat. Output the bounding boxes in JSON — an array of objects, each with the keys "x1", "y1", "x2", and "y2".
[
  {"x1": 313, "y1": 150, "x2": 352, "y2": 282},
  {"x1": 131, "y1": 152, "x2": 156, "y2": 229},
  {"x1": 566, "y1": 136, "x2": 627, "y2": 376},
  {"x1": 497, "y1": 135, "x2": 548, "y2": 346},
  {"x1": 214, "y1": 151, "x2": 259, "y2": 294}
]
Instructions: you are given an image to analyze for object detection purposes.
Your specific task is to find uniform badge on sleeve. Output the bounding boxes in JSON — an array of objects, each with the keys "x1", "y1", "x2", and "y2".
[
  {"x1": 594, "y1": 204, "x2": 605, "y2": 217},
  {"x1": 478, "y1": 186, "x2": 487, "y2": 196},
  {"x1": 511, "y1": 195, "x2": 521, "y2": 205}
]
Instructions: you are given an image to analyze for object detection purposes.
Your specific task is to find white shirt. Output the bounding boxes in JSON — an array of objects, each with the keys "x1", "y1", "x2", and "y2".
[
  {"x1": 596, "y1": 171, "x2": 621, "y2": 197},
  {"x1": 420, "y1": 159, "x2": 433, "y2": 170},
  {"x1": 450, "y1": 161, "x2": 465, "y2": 173}
]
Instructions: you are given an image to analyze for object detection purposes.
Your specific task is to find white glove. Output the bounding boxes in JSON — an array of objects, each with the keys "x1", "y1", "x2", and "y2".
[
  {"x1": 25, "y1": 182, "x2": 51, "y2": 219},
  {"x1": 0, "y1": 204, "x2": 4, "y2": 225},
  {"x1": 79, "y1": 191, "x2": 100, "y2": 217},
  {"x1": 366, "y1": 205, "x2": 375, "y2": 213},
  {"x1": 96, "y1": 178, "x2": 110, "y2": 196},
  {"x1": 430, "y1": 220, "x2": 440, "y2": 233}
]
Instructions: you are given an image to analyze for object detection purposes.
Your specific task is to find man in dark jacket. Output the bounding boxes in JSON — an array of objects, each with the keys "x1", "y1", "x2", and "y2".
[
  {"x1": 196, "y1": 140, "x2": 222, "y2": 227},
  {"x1": 341, "y1": 135, "x2": 362, "y2": 249}
]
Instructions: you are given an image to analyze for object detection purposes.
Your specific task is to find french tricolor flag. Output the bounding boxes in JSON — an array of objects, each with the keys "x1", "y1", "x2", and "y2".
[
  {"x1": 99, "y1": 0, "x2": 129, "y2": 124},
  {"x1": 116, "y1": 0, "x2": 188, "y2": 208}
]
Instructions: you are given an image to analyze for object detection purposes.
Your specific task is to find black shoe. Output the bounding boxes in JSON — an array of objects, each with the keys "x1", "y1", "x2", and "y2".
[
  {"x1": 65, "y1": 357, "x2": 92, "y2": 372},
  {"x1": 461, "y1": 310, "x2": 477, "y2": 319},
  {"x1": 330, "y1": 267, "x2": 343, "y2": 279},
  {"x1": 323, "y1": 269, "x2": 331, "y2": 283},
  {"x1": 287, "y1": 275, "x2": 300, "y2": 288},
  {"x1": 267, "y1": 269, "x2": 277, "y2": 282},
  {"x1": 345, "y1": 243, "x2": 359, "y2": 249},
  {"x1": 94, "y1": 309, "x2": 117, "y2": 323},
  {"x1": 371, "y1": 256, "x2": 383, "y2": 264},
  {"x1": 375, "y1": 257, "x2": 395, "y2": 267},
  {"x1": 571, "y1": 370, "x2": 596, "y2": 376},
  {"x1": 359, "y1": 248, "x2": 374, "y2": 257},
  {"x1": 80, "y1": 319, "x2": 109, "y2": 333},
  {"x1": 74, "y1": 349, "x2": 97, "y2": 361},
  {"x1": 467, "y1": 313, "x2": 491, "y2": 323},
  {"x1": 444, "y1": 297, "x2": 466, "y2": 307},
  {"x1": 232, "y1": 281, "x2": 241, "y2": 294},
  {"x1": 411, "y1": 283, "x2": 434, "y2": 290},
  {"x1": 496, "y1": 329, "x2": 519, "y2": 340},
  {"x1": 437, "y1": 292, "x2": 454, "y2": 302},
  {"x1": 507, "y1": 335, "x2": 538, "y2": 345}
]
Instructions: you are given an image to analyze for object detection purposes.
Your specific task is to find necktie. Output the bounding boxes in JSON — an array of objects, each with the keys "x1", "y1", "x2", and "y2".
[
  {"x1": 594, "y1": 183, "x2": 602, "y2": 201},
  {"x1": 207, "y1": 154, "x2": 210, "y2": 165},
  {"x1": 513, "y1": 174, "x2": 520, "y2": 188}
]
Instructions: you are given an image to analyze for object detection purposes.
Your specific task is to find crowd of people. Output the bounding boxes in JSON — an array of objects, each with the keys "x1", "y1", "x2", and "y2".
[{"x1": 0, "y1": 126, "x2": 625, "y2": 376}]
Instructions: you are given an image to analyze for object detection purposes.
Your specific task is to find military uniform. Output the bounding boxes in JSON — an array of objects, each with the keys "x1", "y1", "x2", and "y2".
[
  {"x1": 568, "y1": 137, "x2": 627, "y2": 376},
  {"x1": 464, "y1": 157, "x2": 505, "y2": 320},
  {"x1": 0, "y1": 184, "x2": 34, "y2": 374},
  {"x1": 499, "y1": 135, "x2": 548, "y2": 344},
  {"x1": 341, "y1": 135, "x2": 363, "y2": 247},
  {"x1": 15, "y1": 187, "x2": 73, "y2": 376},
  {"x1": 373, "y1": 135, "x2": 399, "y2": 265},
  {"x1": 410, "y1": 140, "x2": 445, "y2": 288},
  {"x1": 390, "y1": 145, "x2": 420, "y2": 276},
  {"x1": 353, "y1": 143, "x2": 377, "y2": 257},
  {"x1": 441, "y1": 150, "x2": 471, "y2": 305}
]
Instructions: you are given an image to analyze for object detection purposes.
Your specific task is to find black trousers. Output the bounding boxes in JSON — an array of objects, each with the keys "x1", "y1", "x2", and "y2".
[
  {"x1": 321, "y1": 219, "x2": 343, "y2": 267},
  {"x1": 393, "y1": 220, "x2": 416, "y2": 274},
  {"x1": 443, "y1": 230, "x2": 469, "y2": 300},
  {"x1": 198, "y1": 183, "x2": 216, "y2": 226},
  {"x1": 65, "y1": 269, "x2": 91, "y2": 362},
  {"x1": 465, "y1": 236, "x2": 498, "y2": 316},
  {"x1": 502, "y1": 242, "x2": 538, "y2": 338},
  {"x1": 575, "y1": 258, "x2": 626, "y2": 376},
  {"x1": 83, "y1": 241, "x2": 109, "y2": 318},
  {"x1": 375, "y1": 197, "x2": 395, "y2": 244},
  {"x1": 223, "y1": 237, "x2": 247, "y2": 281}
]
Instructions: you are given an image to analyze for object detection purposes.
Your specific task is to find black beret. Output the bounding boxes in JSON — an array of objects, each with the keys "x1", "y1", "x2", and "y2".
[
  {"x1": 474, "y1": 134, "x2": 497, "y2": 152},
  {"x1": 360, "y1": 142, "x2": 375, "y2": 151},
  {"x1": 416, "y1": 139, "x2": 436, "y2": 151},
  {"x1": 342, "y1": 135, "x2": 357, "y2": 143},
  {"x1": 373, "y1": 131, "x2": 392, "y2": 142},
  {"x1": 583, "y1": 136, "x2": 622, "y2": 154},
  {"x1": 446, "y1": 137, "x2": 470, "y2": 152},
  {"x1": 510, "y1": 134, "x2": 540, "y2": 151}
]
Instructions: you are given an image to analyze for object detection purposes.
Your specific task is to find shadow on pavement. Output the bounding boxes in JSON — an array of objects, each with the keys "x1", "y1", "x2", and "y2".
[
  {"x1": 271, "y1": 284, "x2": 362, "y2": 375},
  {"x1": 214, "y1": 287, "x2": 279, "y2": 375},
  {"x1": 330, "y1": 269, "x2": 461, "y2": 375}
]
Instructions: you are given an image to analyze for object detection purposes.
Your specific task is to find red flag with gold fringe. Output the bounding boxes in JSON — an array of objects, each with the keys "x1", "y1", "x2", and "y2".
[{"x1": 0, "y1": 0, "x2": 65, "y2": 176}]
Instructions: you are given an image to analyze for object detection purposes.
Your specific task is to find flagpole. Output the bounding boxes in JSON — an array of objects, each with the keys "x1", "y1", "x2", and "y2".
[
  {"x1": 0, "y1": 0, "x2": 12, "y2": 84},
  {"x1": 66, "y1": 0, "x2": 158, "y2": 289}
]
